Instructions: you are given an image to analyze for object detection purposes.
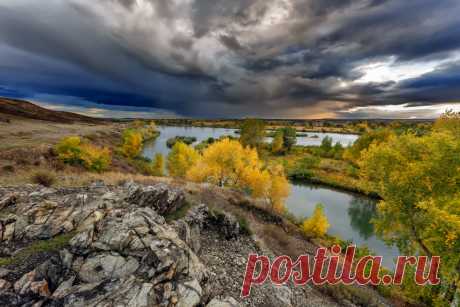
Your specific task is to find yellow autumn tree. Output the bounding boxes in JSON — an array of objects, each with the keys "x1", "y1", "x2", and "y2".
[
  {"x1": 55, "y1": 136, "x2": 111, "y2": 172},
  {"x1": 55, "y1": 136, "x2": 83, "y2": 164},
  {"x1": 187, "y1": 138, "x2": 291, "y2": 210},
  {"x1": 151, "y1": 153, "x2": 164, "y2": 177},
  {"x1": 359, "y1": 123, "x2": 460, "y2": 306},
  {"x1": 301, "y1": 204, "x2": 330, "y2": 237},
  {"x1": 167, "y1": 142, "x2": 200, "y2": 178},
  {"x1": 268, "y1": 164, "x2": 290, "y2": 213},
  {"x1": 121, "y1": 129, "x2": 143, "y2": 158},
  {"x1": 80, "y1": 144, "x2": 111, "y2": 173},
  {"x1": 187, "y1": 138, "x2": 264, "y2": 188}
]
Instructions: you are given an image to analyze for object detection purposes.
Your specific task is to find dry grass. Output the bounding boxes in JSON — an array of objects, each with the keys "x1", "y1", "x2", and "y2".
[
  {"x1": 31, "y1": 171, "x2": 56, "y2": 187},
  {"x1": 0, "y1": 117, "x2": 123, "y2": 150},
  {"x1": 0, "y1": 167, "x2": 172, "y2": 187}
]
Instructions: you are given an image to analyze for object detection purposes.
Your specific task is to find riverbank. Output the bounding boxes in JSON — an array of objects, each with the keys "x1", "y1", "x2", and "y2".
[{"x1": 289, "y1": 176, "x2": 381, "y2": 199}]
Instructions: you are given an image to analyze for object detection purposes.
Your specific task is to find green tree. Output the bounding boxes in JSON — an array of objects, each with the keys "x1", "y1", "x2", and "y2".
[
  {"x1": 278, "y1": 127, "x2": 297, "y2": 152},
  {"x1": 271, "y1": 130, "x2": 284, "y2": 154},
  {"x1": 239, "y1": 118, "x2": 266, "y2": 149},
  {"x1": 167, "y1": 142, "x2": 199, "y2": 178},
  {"x1": 359, "y1": 128, "x2": 460, "y2": 306},
  {"x1": 344, "y1": 128, "x2": 394, "y2": 162},
  {"x1": 320, "y1": 136, "x2": 333, "y2": 152}
]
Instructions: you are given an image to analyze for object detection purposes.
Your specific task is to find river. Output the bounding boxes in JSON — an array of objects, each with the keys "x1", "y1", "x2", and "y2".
[{"x1": 142, "y1": 126, "x2": 398, "y2": 268}]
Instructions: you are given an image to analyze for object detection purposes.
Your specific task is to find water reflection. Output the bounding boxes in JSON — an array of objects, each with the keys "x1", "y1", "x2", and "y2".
[
  {"x1": 285, "y1": 181, "x2": 399, "y2": 268},
  {"x1": 347, "y1": 197, "x2": 376, "y2": 240}
]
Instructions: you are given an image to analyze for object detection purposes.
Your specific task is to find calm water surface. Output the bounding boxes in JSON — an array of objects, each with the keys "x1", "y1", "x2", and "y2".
[
  {"x1": 286, "y1": 181, "x2": 399, "y2": 268},
  {"x1": 143, "y1": 126, "x2": 358, "y2": 158},
  {"x1": 142, "y1": 126, "x2": 398, "y2": 268}
]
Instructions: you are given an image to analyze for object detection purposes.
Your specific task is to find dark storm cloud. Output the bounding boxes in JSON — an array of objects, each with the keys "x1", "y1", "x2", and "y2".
[{"x1": 0, "y1": 0, "x2": 459, "y2": 118}]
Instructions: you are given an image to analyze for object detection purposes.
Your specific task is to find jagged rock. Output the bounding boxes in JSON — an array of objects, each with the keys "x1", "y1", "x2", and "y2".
[
  {"x1": 59, "y1": 249, "x2": 73, "y2": 269},
  {"x1": 185, "y1": 204, "x2": 210, "y2": 228},
  {"x1": 0, "y1": 193, "x2": 17, "y2": 210},
  {"x1": 14, "y1": 270, "x2": 37, "y2": 295},
  {"x1": 29, "y1": 280, "x2": 51, "y2": 297},
  {"x1": 0, "y1": 279, "x2": 11, "y2": 291},
  {"x1": 0, "y1": 292, "x2": 22, "y2": 307},
  {"x1": 78, "y1": 253, "x2": 139, "y2": 283},
  {"x1": 209, "y1": 210, "x2": 240, "y2": 240},
  {"x1": 173, "y1": 220, "x2": 201, "y2": 254},
  {"x1": 266, "y1": 284, "x2": 293, "y2": 307},
  {"x1": 206, "y1": 296, "x2": 240, "y2": 307},
  {"x1": 175, "y1": 204, "x2": 241, "y2": 253},
  {"x1": 0, "y1": 268, "x2": 11, "y2": 278},
  {"x1": 51, "y1": 276, "x2": 75, "y2": 299},
  {"x1": 177, "y1": 278, "x2": 203, "y2": 307},
  {"x1": 34, "y1": 258, "x2": 65, "y2": 293},
  {"x1": 0, "y1": 183, "x2": 350, "y2": 307},
  {"x1": 29, "y1": 188, "x2": 57, "y2": 198},
  {"x1": 127, "y1": 183, "x2": 186, "y2": 215}
]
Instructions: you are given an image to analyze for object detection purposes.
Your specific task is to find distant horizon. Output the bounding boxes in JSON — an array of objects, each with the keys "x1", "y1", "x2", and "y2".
[{"x1": 23, "y1": 98, "x2": 439, "y2": 121}]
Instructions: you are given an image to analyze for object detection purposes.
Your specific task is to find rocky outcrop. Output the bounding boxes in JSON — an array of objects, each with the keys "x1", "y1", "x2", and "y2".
[
  {"x1": 0, "y1": 182, "x2": 216, "y2": 306},
  {"x1": 172, "y1": 204, "x2": 241, "y2": 254},
  {"x1": 0, "y1": 181, "x2": 344, "y2": 307},
  {"x1": 126, "y1": 182, "x2": 186, "y2": 215}
]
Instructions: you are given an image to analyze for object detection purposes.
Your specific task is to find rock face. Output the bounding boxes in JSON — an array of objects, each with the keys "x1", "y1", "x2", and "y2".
[
  {"x1": 126, "y1": 182, "x2": 186, "y2": 215},
  {"x1": 0, "y1": 181, "x2": 344, "y2": 307},
  {"x1": 0, "y1": 182, "x2": 217, "y2": 307}
]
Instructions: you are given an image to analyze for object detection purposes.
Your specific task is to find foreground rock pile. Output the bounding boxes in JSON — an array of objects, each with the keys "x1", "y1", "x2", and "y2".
[
  {"x1": 0, "y1": 181, "x2": 344, "y2": 307},
  {"x1": 0, "y1": 182, "x2": 240, "y2": 306}
]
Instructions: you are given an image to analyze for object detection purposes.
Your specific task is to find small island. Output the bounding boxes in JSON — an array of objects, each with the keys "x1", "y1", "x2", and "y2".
[{"x1": 166, "y1": 136, "x2": 197, "y2": 148}]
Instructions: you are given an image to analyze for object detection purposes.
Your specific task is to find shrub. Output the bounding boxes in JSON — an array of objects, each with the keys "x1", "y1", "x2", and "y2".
[
  {"x1": 80, "y1": 144, "x2": 111, "y2": 173},
  {"x1": 289, "y1": 155, "x2": 320, "y2": 179},
  {"x1": 301, "y1": 203, "x2": 330, "y2": 237},
  {"x1": 55, "y1": 136, "x2": 83, "y2": 164},
  {"x1": 236, "y1": 215, "x2": 252, "y2": 235},
  {"x1": 31, "y1": 171, "x2": 56, "y2": 187},
  {"x1": 271, "y1": 130, "x2": 284, "y2": 154},
  {"x1": 55, "y1": 136, "x2": 111, "y2": 172},
  {"x1": 320, "y1": 136, "x2": 333, "y2": 152},
  {"x1": 2, "y1": 165, "x2": 15, "y2": 173},
  {"x1": 121, "y1": 129, "x2": 143, "y2": 158},
  {"x1": 166, "y1": 136, "x2": 197, "y2": 148}
]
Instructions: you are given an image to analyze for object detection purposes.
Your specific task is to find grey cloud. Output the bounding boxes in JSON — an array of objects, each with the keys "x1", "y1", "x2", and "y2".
[{"x1": 0, "y1": 0, "x2": 459, "y2": 118}]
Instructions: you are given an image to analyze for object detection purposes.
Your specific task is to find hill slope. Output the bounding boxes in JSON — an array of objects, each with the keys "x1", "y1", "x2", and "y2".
[{"x1": 0, "y1": 97, "x2": 104, "y2": 124}]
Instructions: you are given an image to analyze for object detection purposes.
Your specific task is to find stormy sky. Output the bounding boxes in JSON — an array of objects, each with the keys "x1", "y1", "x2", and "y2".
[{"x1": 1, "y1": 0, "x2": 460, "y2": 118}]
